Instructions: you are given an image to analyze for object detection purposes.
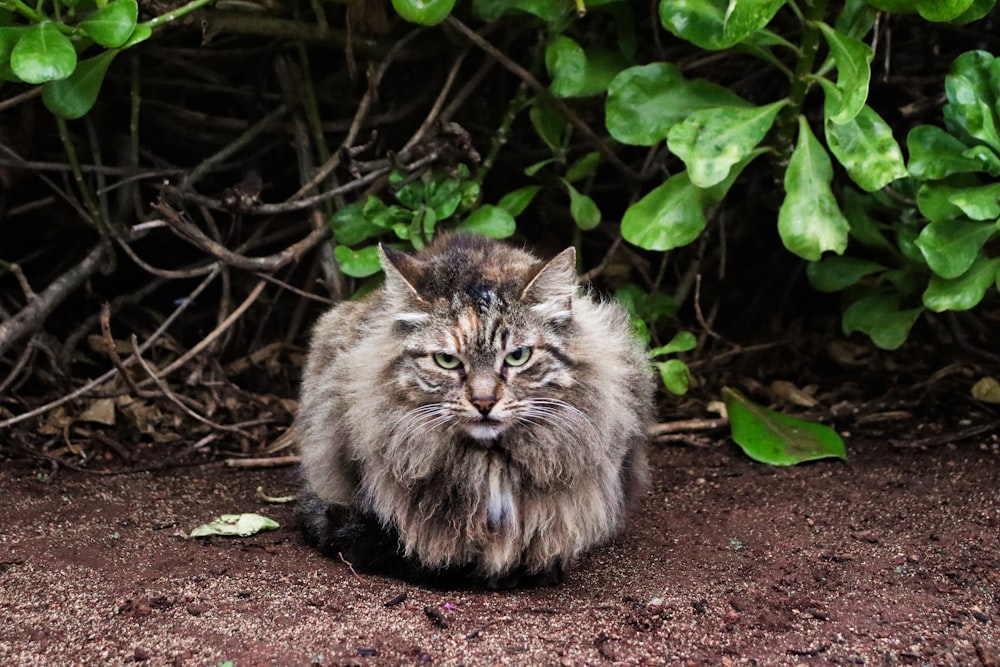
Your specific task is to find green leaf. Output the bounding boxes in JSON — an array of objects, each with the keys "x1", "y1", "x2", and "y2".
[
  {"x1": 923, "y1": 255, "x2": 1000, "y2": 312},
  {"x1": 497, "y1": 186, "x2": 541, "y2": 217},
  {"x1": 80, "y1": 0, "x2": 138, "y2": 48},
  {"x1": 390, "y1": 0, "x2": 456, "y2": 25},
  {"x1": 952, "y1": 0, "x2": 996, "y2": 23},
  {"x1": 667, "y1": 101, "x2": 784, "y2": 187},
  {"x1": 563, "y1": 180, "x2": 601, "y2": 230},
  {"x1": 41, "y1": 50, "x2": 117, "y2": 120},
  {"x1": 722, "y1": 387, "x2": 847, "y2": 466},
  {"x1": 916, "y1": 181, "x2": 967, "y2": 223},
  {"x1": 842, "y1": 187, "x2": 893, "y2": 250},
  {"x1": 916, "y1": 0, "x2": 975, "y2": 21},
  {"x1": 10, "y1": 23, "x2": 77, "y2": 84},
  {"x1": 530, "y1": 99, "x2": 568, "y2": 152},
  {"x1": 907, "y1": 125, "x2": 985, "y2": 179},
  {"x1": 189, "y1": 513, "x2": 279, "y2": 538},
  {"x1": 823, "y1": 99, "x2": 907, "y2": 191},
  {"x1": 456, "y1": 205, "x2": 517, "y2": 238},
  {"x1": 121, "y1": 22, "x2": 152, "y2": 48},
  {"x1": 777, "y1": 117, "x2": 850, "y2": 260},
  {"x1": 649, "y1": 331, "x2": 697, "y2": 357},
  {"x1": 472, "y1": 0, "x2": 568, "y2": 21},
  {"x1": 948, "y1": 182, "x2": 1000, "y2": 220},
  {"x1": 425, "y1": 175, "x2": 463, "y2": 220},
  {"x1": 842, "y1": 290, "x2": 922, "y2": 350},
  {"x1": 335, "y1": 244, "x2": 383, "y2": 277},
  {"x1": 621, "y1": 171, "x2": 706, "y2": 251},
  {"x1": 330, "y1": 202, "x2": 383, "y2": 246},
  {"x1": 915, "y1": 219, "x2": 996, "y2": 279},
  {"x1": 656, "y1": 359, "x2": 691, "y2": 395},
  {"x1": 806, "y1": 256, "x2": 886, "y2": 292},
  {"x1": 659, "y1": 0, "x2": 780, "y2": 50},
  {"x1": 816, "y1": 22, "x2": 872, "y2": 124},
  {"x1": 565, "y1": 151, "x2": 600, "y2": 183},
  {"x1": 944, "y1": 50, "x2": 1000, "y2": 153},
  {"x1": 546, "y1": 36, "x2": 628, "y2": 98},
  {"x1": 722, "y1": 0, "x2": 787, "y2": 43},
  {"x1": 606, "y1": 62, "x2": 749, "y2": 146}
]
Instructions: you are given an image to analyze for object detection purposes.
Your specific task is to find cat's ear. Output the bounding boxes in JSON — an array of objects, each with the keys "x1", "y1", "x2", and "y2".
[
  {"x1": 379, "y1": 244, "x2": 427, "y2": 304},
  {"x1": 520, "y1": 247, "x2": 577, "y2": 319}
]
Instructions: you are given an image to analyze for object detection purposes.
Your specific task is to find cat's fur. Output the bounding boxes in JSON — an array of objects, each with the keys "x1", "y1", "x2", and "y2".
[{"x1": 296, "y1": 234, "x2": 653, "y2": 588}]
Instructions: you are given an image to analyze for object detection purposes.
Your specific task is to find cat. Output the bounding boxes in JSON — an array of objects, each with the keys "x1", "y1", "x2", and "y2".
[{"x1": 296, "y1": 234, "x2": 654, "y2": 588}]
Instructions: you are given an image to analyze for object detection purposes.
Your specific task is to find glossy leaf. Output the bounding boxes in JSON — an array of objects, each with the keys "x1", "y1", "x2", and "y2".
[
  {"x1": 949, "y1": 182, "x2": 1000, "y2": 220},
  {"x1": 907, "y1": 125, "x2": 985, "y2": 179},
  {"x1": 842, "y1": 291, "x2": 923, "y2": 350},
  {"x1": 546, "y1": 36, "x2": 627, "y2": 98},
  {"x1": 621, "y1": 171, "x2": 706, "y2": 251},
  {"x1": 390, "y1": 0, "x2": 456, "y2": 25},
  {"x1": 330, "y1": 203, "x2": 382, "y2": 246},
  {"x1": 496, "y1": 186, "x2": 541, "y2": 217},
  {"x1": 335, "y1": 245, "x2": 383, "y2": 277},
  {"x1": 10, "y1": 23, "x2": 76, "y2": 84},
  {"x1": 656, "y1": 359, "x2": 691, "y2": 395},
  {"x1": 565, "y1": 151, "x2": 600, "y2": 183},
  {"x1": 816, "y1": 22, "x2": 873, "y2": 124},
  {"x1": 722, "y1": 0, "x2": 786, "y2": 43},
  {"x1": 916, "y1": 0, "x2": 975, "y2": 21},
  {"x1": 944, "y1": 51, "x2": 1000, "y2": 153},
  {"x1": 649, "y1": 331, "x2": 697, "y2": 358},
  {"x1": 823, "y1": 100, "x2": 907, "y2": 191},
  {"x1": 916, "y1": 180, "x2": 972, "y2": 223},
  {"x1": 42, "y1": 50, "x2": 117, "y2": 120},
  {"x1": 778, "y1": 117, "x2": 850, "y2": 261},
  {"x1": 923, "y1": 255, "x2": 1000, "y2": 312},
  {"x1": 952, "y1": 0, "x2": 997, "y2": 24},
  {"x1": 80, "y1": 0, "x2": 138, "y2": 48},
  {"x1": 660, "y1": 0, "x2": 778, "y2": 50},
  {"x1": 606, "y1": 62, "x2": 748, "y2": 146},
  {"x1": 457, "y1": 205, "x2": 517, "y2": 238},
  {"x1": 472, "y1": 0, "x2": 568, "y2": 21},
  {"x1": 806, "y1": 256, "x2": 886, "y2": 292},
  {"x1": 667, "y1": 101, "x2": 784, "y2": 188},
  {"x1": 563, "y1": 180, "x2": 601, "y2": 230},
  {"x1": 916, "y1": 219, "x2": 996, "y2": 278},
  {"x1": 842, "y1": 187, "x2": 893, "y2": 250},
  {"x1": 722, "y1": 387, "x2": 847, "y2": 466}
]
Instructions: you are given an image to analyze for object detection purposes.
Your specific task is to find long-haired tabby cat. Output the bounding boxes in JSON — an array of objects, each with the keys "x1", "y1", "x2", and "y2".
[{"x1": 297, "y1": 234, "x2": 653, "y2": 588}]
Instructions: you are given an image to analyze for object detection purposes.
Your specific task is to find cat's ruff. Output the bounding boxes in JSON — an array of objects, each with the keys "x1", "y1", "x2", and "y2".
[{"x1": 296, "y1": 234, "x2": 654, "y2": 588}]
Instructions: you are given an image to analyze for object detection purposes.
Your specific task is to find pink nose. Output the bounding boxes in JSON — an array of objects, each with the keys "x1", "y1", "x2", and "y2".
[{"x1": 471, "y1": 396, "x2": 497, "y2": 415}]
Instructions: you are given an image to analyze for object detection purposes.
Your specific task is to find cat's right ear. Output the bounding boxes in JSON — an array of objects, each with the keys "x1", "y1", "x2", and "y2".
[{"x1": 379, "y1": 244, "x2": 427, "y2": 304}]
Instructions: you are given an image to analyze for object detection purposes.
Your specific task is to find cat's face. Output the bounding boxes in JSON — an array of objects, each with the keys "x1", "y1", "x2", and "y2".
[{"x1": 380, "y1": 239, "x2": 580, "y2": 445}]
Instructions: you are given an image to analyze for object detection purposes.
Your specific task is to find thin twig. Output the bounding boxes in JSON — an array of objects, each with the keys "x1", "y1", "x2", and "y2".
[
  {"x1": 0, "y1": 241, "x2": 110, "y2": 358},
  {"x1": 154, "y1": 200, "x2": 330, "y2": 272},
  {"x1": 129, "y1": 333, "x2": 254, "y2": 438},
  {"x1": 225, "y1": 455, "x2": 301, "y2": 469},
  {"x1": 446, "y1": 16, "x2": 634, "y2": 180},
  {"x1": 150, "y1": 280, "x2": 267, "y2": 381},
  {"x1": 0, "y1": 265, "x2": 221, "y2": 430}
]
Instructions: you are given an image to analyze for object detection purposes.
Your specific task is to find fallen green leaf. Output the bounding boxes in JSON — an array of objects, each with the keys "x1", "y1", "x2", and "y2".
[
  {"x1": 189, "y1": 513, "x2": 279, "y2": 538},
  {"x1": 722, "y1": 387, "x2": 847, "y2": 466}
]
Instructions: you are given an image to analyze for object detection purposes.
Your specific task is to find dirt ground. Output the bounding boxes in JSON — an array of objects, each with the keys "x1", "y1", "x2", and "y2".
[{"x1": 2, "y1": 432, "x2": 998, "y2": 667}]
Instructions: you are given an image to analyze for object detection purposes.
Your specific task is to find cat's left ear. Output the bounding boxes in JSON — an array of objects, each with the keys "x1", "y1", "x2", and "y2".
[
  {"x1": 520, "y1": 247, "x2": 577, "y2": 319},
  {"x1": 379, "y1": 244, "x2": 427, "y2": 304}
]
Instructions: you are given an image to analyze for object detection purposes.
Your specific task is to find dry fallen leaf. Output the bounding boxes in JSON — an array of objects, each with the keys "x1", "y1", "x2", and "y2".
[
  {"x1": 78, "y1": 398, "x2": 116, "y2": 426},
  {"x1": 971, "y1": 377, "x2": 1000, "y2": 404}
]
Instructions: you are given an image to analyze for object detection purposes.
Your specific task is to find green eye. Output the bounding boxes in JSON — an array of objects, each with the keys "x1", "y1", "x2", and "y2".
[
  {"x1": 433, "y1": 352, "x2": 462, "y2": 370},
  {"x1": 504, "y1": 346, "x2": 532, "y2": 367}
]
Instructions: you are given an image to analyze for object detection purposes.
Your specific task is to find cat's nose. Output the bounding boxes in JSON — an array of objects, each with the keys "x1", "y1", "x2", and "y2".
[{"x1": 471, "y1": 396, "x2": 497, "y2": 416}]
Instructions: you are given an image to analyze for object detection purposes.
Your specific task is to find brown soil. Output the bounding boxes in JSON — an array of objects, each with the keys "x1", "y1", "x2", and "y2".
[{"x1": 2, "y1": 436, "x2": 998, "y2": 666}]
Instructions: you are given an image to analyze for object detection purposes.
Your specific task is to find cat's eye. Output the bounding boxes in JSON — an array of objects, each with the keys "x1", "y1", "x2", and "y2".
[
  {"x1": 433, "y1": 352, "x2": 463, "y2": 370},
  {"x1": 503, "y1": 346, "x2": 532, "y2": 367}
]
